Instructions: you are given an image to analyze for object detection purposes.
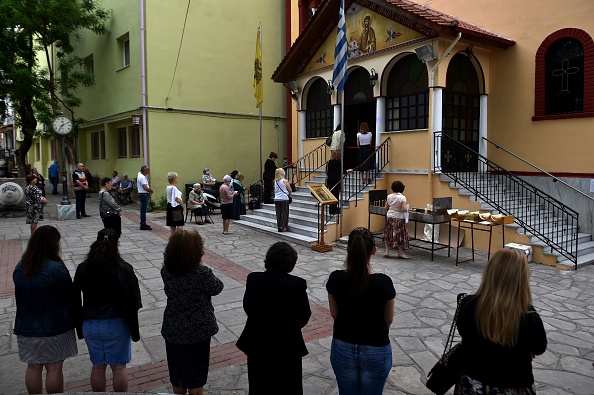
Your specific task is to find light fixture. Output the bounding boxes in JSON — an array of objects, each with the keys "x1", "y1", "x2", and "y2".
[
  {"x1": 326, "y1": 80, "x2": 334, "y2": 95},
  {"x1": 132, "y1": 114, "x2": 141, "y2": 125},
  {"x1": 465, "y1": 44, "x2": 474, "y2": 60},
  {"x1": 415, "y1": 44, "x2": 437, "y2": 63},
  {"x1": 287, "y1": 81, "x2": 300, "y2": 94},
  {"x1": 369, "y1": 69, "x2": 378, "y2": 87}
]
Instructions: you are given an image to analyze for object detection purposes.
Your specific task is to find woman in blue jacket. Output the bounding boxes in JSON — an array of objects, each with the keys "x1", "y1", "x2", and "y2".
[{"x1": 13, "y1": 225, "x2": 78, "y2": 394}]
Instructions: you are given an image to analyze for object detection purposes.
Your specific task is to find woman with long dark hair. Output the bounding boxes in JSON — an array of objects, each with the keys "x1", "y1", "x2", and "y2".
[
  {"x1": 24, "y1": 173, "x2": 47, "y2": 235},
  {"x1": 98, "y1": 177, "x2": 122, "y2": 235},
  {"x1": 73, "y1": 229, "x2": 142, "y2": 392},
  {"x1": 326, "y1": 227, "x2": 395, "y2": 394},
  {"x1": 237, "y1": 242, "x2": 311, "y2": 394},
  {"x1": 161, "y1": 229, "x2": 224, "y2": 395},
  {"x1": 454, "y1": 248, "x2": 547, "y2": 394},
  {"x1": 13, "y1": 225, "x2": 78, "y2": 394}
]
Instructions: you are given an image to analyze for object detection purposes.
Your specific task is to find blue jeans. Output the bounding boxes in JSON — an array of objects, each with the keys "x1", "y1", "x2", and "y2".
[
  {"x1": 330, "y1": 338, "x2": 392, "y2": 395},
  {"x1": 138, "y1": 193, "x2": 149, "y2": 226}
]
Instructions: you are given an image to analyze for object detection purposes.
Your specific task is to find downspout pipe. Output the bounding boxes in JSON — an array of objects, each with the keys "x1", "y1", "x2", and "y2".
[
  {"x1": 428, "y1": 32, "x2": 461, "y2": 204},
  {"x1": 429, "y1": 32, "x2": 462, "y2": 87},
  {"x1": 140, "y1": 0, "x2": 148, "y2": 166}
]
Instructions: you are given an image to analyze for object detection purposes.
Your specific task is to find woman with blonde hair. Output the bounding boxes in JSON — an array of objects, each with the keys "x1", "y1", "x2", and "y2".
[
  {"x1": 274, "y1": 168, "x2": 292, "y2": 232},
  {"x1": 455, "y1": 248, "x2": 547, "y2": 394},
  {"x1": 166, "y1": 172, "x2": 185, "y2": 235}
]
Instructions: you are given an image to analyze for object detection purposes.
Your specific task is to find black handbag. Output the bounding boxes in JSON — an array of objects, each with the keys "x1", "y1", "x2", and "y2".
[
  {"x1": 99, "y1": 191, "x2": 120, "y2": 219},
  {"x1": 325, "y1": 134, "x2": 333, "y2": 147},
  {"x1": 426, "y1": 293, "x2": 467, "y2": 395}
]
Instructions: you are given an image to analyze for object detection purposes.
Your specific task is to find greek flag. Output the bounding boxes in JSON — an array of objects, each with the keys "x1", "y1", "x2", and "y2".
[{"x1": 332, "y1": 0, "x2": 348, "y2": 91}]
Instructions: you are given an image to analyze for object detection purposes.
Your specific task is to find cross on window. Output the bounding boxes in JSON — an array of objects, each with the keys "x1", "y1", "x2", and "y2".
[
  {"x1": 551, "y1": 59, "x2": 580, "y2": 94},
  {"x1": 465, "y1": 152, "x2": 472, "y2": 162},
  {"x1": 445, "y1": 150, "x2": 453, "y2": 162}
]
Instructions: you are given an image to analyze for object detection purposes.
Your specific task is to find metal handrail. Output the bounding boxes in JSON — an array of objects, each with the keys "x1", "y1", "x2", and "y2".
[
  {"x1": 437, "y1": 132, "x2": 579, "y2": 269},
  {"x1": 483, "y1": 137, "x2": 594, "y2": 203},
  {"x1": 322, "y1": 138, "x2": 391, "y2": 230},
  {"x1": 246, "y1": 142, "x2": 329, "y2": 208}
]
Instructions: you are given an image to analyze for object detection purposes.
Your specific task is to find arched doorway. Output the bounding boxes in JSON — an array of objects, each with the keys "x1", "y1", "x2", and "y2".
[
  {"x1": 344, "y1": 67, "x2": 375, "y2": 170},
  {"x1": 442, "y1": 53, "x2": 481, "y2": 172}
]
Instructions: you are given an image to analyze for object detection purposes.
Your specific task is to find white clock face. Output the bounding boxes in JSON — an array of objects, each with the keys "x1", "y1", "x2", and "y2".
[{"x1": 52, "y1": 116, "x2": 73, "y2": 136}]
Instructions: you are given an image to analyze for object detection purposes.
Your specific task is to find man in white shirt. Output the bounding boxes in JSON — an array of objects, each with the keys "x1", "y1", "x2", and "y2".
[{"x1": 137, "y1": 165, "x2": 154, "y2": 230}]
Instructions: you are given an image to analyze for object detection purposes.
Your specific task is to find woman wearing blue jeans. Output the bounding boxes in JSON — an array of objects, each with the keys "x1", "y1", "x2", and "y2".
[{"x1": 326, "y1": 227, "x2": 396, "y2": 394}]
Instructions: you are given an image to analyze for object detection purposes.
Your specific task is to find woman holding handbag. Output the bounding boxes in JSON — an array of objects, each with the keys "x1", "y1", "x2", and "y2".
[
  {"x1": 454, "y1": 248, "x2": 547, "y2": 394},
  {"x1": 326, "y1": 227, "x2": 396, "y2": 395},
  {"x1": 99, "y1": 177, "x2": 122, "y2": 236},
  {"x1": 166, "y1": 172, "x2": 185, "y2": 236},
  {"x1": 274, "y1": 168, "x2": 292, "y2": 232}
]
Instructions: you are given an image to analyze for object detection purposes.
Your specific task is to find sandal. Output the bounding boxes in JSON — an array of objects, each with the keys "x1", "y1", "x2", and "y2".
[{"x1": 398, "y1": 255, "x2": 410, "y2": 259}]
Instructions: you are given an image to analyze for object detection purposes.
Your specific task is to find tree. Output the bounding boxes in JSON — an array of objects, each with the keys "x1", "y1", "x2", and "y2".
[{"x1": 0, "y1": 0, "x2": 109, "y2": 176}]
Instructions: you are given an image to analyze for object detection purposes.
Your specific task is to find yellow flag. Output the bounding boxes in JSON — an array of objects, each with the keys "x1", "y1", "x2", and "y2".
[{"x1": 254, "y1": 25, "x2": 263, "y2": 108}]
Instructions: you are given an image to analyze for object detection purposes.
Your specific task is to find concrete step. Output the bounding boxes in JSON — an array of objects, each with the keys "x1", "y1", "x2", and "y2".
[
  {"x1": 558, "y1": 251, "x2": 594, "y2": 269},
  {"x1": 234, "y1": 220, "x2": 319, "y2": 247},
  {"x1": 238, "y1": 213, "x2": 323, "y2": 239},
  {"x1": 250, "y1": 206, "x2": 335, "y2": 227}
]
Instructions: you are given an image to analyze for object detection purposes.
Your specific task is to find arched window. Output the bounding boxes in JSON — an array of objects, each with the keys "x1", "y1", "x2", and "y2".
[
  {"x1": 385, "y1": 54, "x2": 429, "y2": 131},
  {"x1": 305, "y1": 79, "x2": 332, "y2": 138},
  {"x1": 534, "y1": 28, "x2": 594, "y2": 120},
  {"x1": 546, "y1": 38, "x2": 584, "y2": 114}
]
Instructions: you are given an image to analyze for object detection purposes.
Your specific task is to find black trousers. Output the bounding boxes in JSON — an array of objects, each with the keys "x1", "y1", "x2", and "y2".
[
  {"x1": 74, "y1": 190, "x2": 87, "y2": 216},
  {"x1": 263, "y1": 178, "x2": 273, "y2": 203},
  {"x1": 102, "y1": 215, "x2": 121, "y2": 236},
  {"x1": 247, "y1": 355, "x2": 303, "y2": 395}
]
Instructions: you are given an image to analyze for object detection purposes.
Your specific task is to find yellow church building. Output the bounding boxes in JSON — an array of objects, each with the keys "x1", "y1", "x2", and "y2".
[{"x1": 272, "y1": 0, "x2": 594, "y2": 268}]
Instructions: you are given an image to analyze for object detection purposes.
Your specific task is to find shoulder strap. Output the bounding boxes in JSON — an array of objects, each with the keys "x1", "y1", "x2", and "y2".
[
  {"x1": 441, "y1": 293, "x2": 467, "y2": 357},
  {"x1": 276, "y1": 180, "x2": 290, "y2": 197}
]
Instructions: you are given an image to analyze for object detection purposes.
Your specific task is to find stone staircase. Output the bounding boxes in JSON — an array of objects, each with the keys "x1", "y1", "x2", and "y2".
[
  {"x1": 236, "y1": 172, "x2": 382, "y2": 247},
  {"x1": 440, "y1": 173, "x2": 594, "y2": 268}
]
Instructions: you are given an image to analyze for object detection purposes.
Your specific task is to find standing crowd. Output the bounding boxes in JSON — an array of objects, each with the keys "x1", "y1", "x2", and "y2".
[
  {"x1": 16, "y1": 157, "x2": 547, "y2": 394},
  {"x1": 13, "y1": 218, "x2": 546, "y2": 394}
]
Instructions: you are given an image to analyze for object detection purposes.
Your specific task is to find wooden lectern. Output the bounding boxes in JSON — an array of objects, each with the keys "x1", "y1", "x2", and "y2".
[{"x1": 307, "y1": 184, "x2": 338, "y2": 253}]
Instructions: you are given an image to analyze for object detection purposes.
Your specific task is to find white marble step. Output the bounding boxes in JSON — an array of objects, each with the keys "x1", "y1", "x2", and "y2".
[{"x1": 234, "y1": 220, "x2": 319, "y2": 247}]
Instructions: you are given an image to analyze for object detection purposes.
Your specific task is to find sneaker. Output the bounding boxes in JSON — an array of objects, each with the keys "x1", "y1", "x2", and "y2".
[
  {"x1": 140, "y1": 225, "x2": 152, "y2": 230},
  {"x1": 195, "y1": 221, "x2": 204, "y2": 225},
  {"x1": 204, "y1": 220, "x2": 212, "y2": 224}
]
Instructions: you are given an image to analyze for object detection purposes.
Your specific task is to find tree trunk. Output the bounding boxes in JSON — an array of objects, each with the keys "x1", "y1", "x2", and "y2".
[{"x1": 14, "y1": 101, "x2": 36, "y2": 177}]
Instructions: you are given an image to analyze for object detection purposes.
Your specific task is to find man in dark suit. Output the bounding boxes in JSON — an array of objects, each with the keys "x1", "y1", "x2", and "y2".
[{"x1": 236, "y1": 242, "x2": 311, "y2": 394}]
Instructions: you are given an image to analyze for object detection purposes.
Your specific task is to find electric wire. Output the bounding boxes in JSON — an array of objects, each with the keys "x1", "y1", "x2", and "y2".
[{"x1": 167, "y1": 0, "x2": 191, "y2": 100}]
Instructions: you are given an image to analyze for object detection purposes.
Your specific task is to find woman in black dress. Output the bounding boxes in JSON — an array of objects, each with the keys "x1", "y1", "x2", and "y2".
[
  {"x1": 237, "y1": 242, "x2": 311, "y2": 394},
  {"x1": 326, "y1": 150, "x2": 344, "y2": 215},
  {"x1": 24, "y1": 174, "x2": 47, "y2": 235},
  {"x1": 263, "y1": 151, "x2": 278, "y2": 204}
]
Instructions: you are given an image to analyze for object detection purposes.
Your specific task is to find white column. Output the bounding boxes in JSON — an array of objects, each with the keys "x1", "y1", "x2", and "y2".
[
  {"x1": 333, "y1": 104, "x2": 341, "y2": 129},
  {"x1": 375, "y1": 97, "x2": 385, "y2": 147},
  {"x1": 299, "y1": 111, "x2": 307, "y2": 158},
  {"x1": 479, "y1": 94, "x2": 488, "y2": 172},
  {"x1": 431, "y1": 88, "x2": 443, "y2": 171}
]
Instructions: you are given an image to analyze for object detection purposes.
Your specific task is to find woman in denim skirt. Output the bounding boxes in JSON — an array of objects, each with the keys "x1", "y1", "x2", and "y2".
[
  {"x1": 326, "y1": 227, "x2": 396, "y2": 394},
  {"x1": 73, "y1": 229, "x2": 142, "y2": 392}
]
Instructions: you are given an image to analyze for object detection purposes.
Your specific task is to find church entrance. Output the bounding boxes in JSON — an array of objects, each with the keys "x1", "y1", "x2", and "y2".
[{"x1": 343, "y1": 68, "x2": 376, "y2": 170}]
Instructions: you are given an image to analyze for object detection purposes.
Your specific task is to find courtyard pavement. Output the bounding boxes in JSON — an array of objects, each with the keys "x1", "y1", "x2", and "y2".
[{"x1": 0, "y1": 190, "x2": 593, "y2": 394}]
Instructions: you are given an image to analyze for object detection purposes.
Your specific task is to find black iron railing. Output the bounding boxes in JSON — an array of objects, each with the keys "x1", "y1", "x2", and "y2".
[
  {"x1": 435, "y1": 132, "x2": 579, "y2": 269},
  {"x1": 321, "y1": 138, "x2": 391, "y2": 232},
  {"x1": 246, "y1": 142, "x2": 329, "y2": 208}
]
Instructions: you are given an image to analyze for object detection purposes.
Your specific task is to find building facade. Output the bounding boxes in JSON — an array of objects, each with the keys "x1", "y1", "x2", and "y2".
[{"x1": 27, "y1": 0, "x2": 289, "y2": 196}]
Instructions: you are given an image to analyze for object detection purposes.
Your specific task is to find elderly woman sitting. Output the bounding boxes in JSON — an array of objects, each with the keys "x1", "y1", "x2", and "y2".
[{"x1": 188, "y1": 183, "x2": 211, "y2": 225}]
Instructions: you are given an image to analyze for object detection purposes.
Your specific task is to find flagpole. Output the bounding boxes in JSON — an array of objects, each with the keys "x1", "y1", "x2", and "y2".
[
  {"x1": 256, "y1": 22, "x2": 263, "y2": 179},
  {"x1": 339, "y1": 89, "x2": 345, "y2": 238}
]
